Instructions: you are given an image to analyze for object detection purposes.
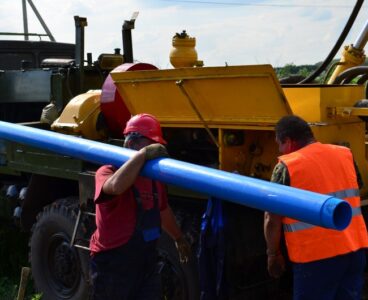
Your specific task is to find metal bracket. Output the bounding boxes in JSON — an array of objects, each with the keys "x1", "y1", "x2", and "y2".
[
  {"x1": 176, "y1": 79, "x2": 219, "y2": 148},
  {"x1": 327, "y1": 106, "x2": 368, "y2": 118}
]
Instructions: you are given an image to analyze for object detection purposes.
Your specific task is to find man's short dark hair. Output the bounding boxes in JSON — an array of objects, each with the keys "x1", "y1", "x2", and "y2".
[{"x1": 275, "y1": 115, "x2": 314, "y2": 147}]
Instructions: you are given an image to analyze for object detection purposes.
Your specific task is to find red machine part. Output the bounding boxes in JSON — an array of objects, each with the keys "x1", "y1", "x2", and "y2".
[{"x1": 100, "y1": 63, "x2": 158, "y2": 137}]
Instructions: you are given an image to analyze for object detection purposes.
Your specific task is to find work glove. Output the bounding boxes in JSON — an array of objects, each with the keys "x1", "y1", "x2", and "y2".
[
  {"x1": 175, "y1": 236, "x2": 191, "y2": 264},
  {"x1": 144, "y1": 144, "x2": 169, "y2": 160}
]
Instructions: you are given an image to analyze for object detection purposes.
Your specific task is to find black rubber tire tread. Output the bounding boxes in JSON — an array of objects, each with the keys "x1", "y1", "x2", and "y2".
[
  {"x1": 29, "y1": 197, "x2": 91, "y2": 300},
  {"x1": 158, "y1": 232, "x2": 200, "y2": 300}
]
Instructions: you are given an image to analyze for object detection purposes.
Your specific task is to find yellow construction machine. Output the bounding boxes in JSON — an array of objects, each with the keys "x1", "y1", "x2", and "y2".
[{"x1": 1, "y1": 2, "x2": 368, "y2": 299}]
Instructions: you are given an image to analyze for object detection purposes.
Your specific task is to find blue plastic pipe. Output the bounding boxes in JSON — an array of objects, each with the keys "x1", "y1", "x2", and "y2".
[{"x1": 0, "y1": 121, "x2": 352, "y2": 230}]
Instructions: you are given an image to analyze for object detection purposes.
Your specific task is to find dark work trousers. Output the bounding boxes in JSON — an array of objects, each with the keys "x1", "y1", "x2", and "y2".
[
  {"x1": 90, "y1": 183, "x2": 162, "y2": 300},
  {"x1": 90, "y1": 237, "x2": 160, "y2": 300},
  {"x1": 292, "y1": 249, "x2": 366, "y2": 300}
]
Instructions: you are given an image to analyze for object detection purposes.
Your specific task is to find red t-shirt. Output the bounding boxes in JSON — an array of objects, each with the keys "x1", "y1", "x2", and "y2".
[{"x1": 89, "y1": 165, "x2": 168, "y2": 254}]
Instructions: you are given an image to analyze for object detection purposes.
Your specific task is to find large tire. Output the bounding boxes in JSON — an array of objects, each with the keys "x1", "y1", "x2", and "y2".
[
  {"x1": 158, "y1": 232, "x2": 200, "y2": 300},
  {"x1": 30, "y1": 197, "x2": 91, "y2": 300}
]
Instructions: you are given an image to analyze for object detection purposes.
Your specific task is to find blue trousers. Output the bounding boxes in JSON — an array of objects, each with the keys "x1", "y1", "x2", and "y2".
[{"x1": 293, "y1": 249, "x2": 366, "y2": 300}]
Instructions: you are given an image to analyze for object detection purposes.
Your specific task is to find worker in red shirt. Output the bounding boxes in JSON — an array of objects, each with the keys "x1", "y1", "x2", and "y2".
[
  {"x1": 264, "y1": 115, "x2": 368, "y2": 300},
  {"x1": 90, "y1": 113, "x2": 191, "y2": 300}
]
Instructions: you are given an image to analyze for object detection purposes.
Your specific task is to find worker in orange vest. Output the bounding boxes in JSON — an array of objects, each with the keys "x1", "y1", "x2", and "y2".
[{"x1": 264, "y1": 115, "x2": 368, "y2": 299}]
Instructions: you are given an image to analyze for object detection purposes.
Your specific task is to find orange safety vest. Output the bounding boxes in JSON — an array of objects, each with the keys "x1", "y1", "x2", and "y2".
[{"x1": 279, "y1": 142, "x2": 368, "y2": 263}]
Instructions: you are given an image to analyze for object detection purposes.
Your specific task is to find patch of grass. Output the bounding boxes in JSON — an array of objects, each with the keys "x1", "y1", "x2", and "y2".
[
  {"x1": 0, "y1": 276, "x2": 42, "y2": 300},
  {"x1": 0, "y1": 221, "x2": 41, "y2": 299},
  {"x1": 0, "y1": 277, "x2": 17, "y2": 299},
  {"x1": 30, "y1": 294, "x2": 43, "y2": 300},
  {"x1": 0, "y1": 223, "x2": 29, "y2": 278}
]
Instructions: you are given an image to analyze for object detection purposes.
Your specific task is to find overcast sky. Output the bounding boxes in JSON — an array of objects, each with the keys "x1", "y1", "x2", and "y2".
[{"x1": 0, "y1": 0, "x2": 367, "y2": 68}]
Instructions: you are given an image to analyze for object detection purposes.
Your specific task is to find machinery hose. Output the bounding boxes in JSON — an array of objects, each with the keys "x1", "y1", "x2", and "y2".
[
  {"x1": 341, "y1": 75, "x2": 359, "y2": 84},
  {"x1": 298, "y1": 0, "x2": 364, "y2": 84},
  {"x1": 333, "y1": 66, "x2": 368, "y2": 84},
  {"x1": 357, "y1": 73, "x2": 368, "y2": 84},
  {"x1": 333, "y1": 66, "x2": 368, "y2": 99}
]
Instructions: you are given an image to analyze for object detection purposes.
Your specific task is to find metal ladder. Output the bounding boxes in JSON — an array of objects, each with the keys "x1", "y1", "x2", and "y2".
[{"x1": 70, "y1": 207, "x2": 95, "y2": 251}]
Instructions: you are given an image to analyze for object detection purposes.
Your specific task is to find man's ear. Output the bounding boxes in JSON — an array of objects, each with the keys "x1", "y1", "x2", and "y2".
[
  {"x1": 124, "y1": 139, "x2": 132, "y2": 148},
  {"x1": 282, "y1": 137, "x2": 293, "y2": 154},
  {"x1": 289, "y1": 139, "x2": 299, "y2": 152}
]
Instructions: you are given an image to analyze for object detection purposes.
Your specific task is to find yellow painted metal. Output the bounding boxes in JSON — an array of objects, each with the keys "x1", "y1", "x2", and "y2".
[
  {"x1": 219, "y1": 128, "x2": 278, "y2": 179},
  {"x1": 97, "y1": 53, "x2": 124, "y2": 70},
  {"x1": 283, "y1": 85, "x2": 365, "y2": 122},
  {"x1": 327, "y1": 107, "x2": 368, "y2": 118},
  {"x1": 283, "y1": 84, "x2": 368, "y2": 198},
  {"x1": 110, "y1": 65, "x2": 291, "y2": 128},
  {"x1": 311, "y1": 122, "x2": 368, "y2": 197},
  {"x1": 169, "y1": 31, "x2": 199, "y2": 68},
  {"x1": 52, "y1": 90, "x2": 106, "y2": 140},
  {"x1": 109, "y1": 63, "x2": 368, "y2": 199},
  {"x1": 328, "y1": 45, "x2": 366, "y2": 84}
]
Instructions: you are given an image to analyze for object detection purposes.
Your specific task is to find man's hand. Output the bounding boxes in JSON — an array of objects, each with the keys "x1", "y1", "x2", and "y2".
[
  {"x1": 144, "y1": 144, "x2": 168, "y2": 160},
  {"x1": 175, "y1": 236, "x2": 191, "y2": 264},
  {"x1": 267, "y1": 253, "x2": 285, "y2": 278}
]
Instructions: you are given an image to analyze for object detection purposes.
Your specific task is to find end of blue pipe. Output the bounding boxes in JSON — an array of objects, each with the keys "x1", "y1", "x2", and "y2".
[{"x1": 321, "y1": 197, "x2": 352, "y2": 230}]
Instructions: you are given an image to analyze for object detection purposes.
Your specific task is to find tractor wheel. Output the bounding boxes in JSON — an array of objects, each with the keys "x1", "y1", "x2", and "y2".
[
  {"x1": 29, "y1": 197, "x2": 91, "y2": 300},
  {"x1": 157, "y1": 232, "x2": 200, "y2": 300}
]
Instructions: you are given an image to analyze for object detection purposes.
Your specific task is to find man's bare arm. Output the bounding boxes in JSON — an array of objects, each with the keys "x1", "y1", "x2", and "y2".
[
  {"x1": 264, "y1": 211, "x2": 285, "y2": 278},
  {"x1": 103, "y1": 149, "x2": 146, "y2": 196}
]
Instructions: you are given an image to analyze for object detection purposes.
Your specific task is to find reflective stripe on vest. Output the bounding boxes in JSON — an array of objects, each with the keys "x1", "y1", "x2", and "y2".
[
  {"x1": 283, "y1": 207, "x2": 362, "y2": 233},
  {"x1": 279, "y1": 142, "x2": 368, "y2": 263},
  {"x1": 328, "y1": 188, "x2": 360, "y2": 199}
]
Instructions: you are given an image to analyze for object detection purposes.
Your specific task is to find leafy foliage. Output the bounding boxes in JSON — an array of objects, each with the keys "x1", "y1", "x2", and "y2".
[
  {"x1": 274, "y1": 58, "x2": 368, "y2": 84},
  {"x1": 0, "y1": 223, "x2": 29, "y2": 278},
  {"x1": 0, "y1": 223, "x2": 40, "y2": 299},
  {"x1": 0, "y1": 277, "x2": 18, "y2": 299},
  {"x1": 0, "y1": 276, "x2": 42, "y2": 300},
  {"x1": 31, "y1": 293, "x2": 43, "y2": 300},
  {"x1": 275, "y1": 62, "x2": 319, "y2": 79}
]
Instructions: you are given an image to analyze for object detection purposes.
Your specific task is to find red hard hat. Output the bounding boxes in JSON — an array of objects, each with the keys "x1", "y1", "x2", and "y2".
[{"x1": 123, "y1": 113, "x2": 167, "y2": 144}]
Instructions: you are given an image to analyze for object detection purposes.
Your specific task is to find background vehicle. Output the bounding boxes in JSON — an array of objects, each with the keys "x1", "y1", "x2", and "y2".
[{"x1": 0, "y1": 2, "x2": 368, "y2": 300}]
